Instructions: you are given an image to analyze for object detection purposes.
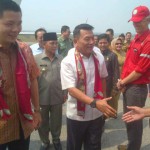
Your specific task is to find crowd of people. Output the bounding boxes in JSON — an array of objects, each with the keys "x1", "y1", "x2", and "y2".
[{"x1": 0, "y1": 0, "x2": 150, "y2": 150}]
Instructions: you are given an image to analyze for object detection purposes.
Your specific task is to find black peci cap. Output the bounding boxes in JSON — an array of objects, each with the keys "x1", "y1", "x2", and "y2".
[{"x1": 43, "y1": 32, "x2": 57, "y2": 41}]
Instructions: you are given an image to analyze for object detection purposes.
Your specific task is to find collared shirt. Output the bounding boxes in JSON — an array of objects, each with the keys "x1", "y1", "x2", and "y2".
[
  {"x1": 58, "y1": 36, "x2": 73, "y2": 57},
  {"x1": 30, "y1": 43, "x2": 44, "y2": 55},
  {"x1": 35, "y1": 52, "x2": 64, "y2": 105},
  {"x1": 61, "y1": 48, "x2": 108, "y2": 121},
  {"x1": 0, "y1": 42, "x2": 39, "y2": 144},
  {"x1": 122, "y1": 30, "x2": 150, "y2": 84}
]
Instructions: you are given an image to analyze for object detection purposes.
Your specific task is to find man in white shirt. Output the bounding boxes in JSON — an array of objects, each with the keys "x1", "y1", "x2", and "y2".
[
  {"x1": 61, "y1": 24, "x2": 116, "y2": 150},
  {"x1": 30, "y1": 28, "x2": 47, "y2": 55}
]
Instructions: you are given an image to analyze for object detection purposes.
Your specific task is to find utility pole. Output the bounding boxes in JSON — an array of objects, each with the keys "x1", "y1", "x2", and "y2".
[{"x1": 85, "y1": 18, "x2": 88, "y2": 23}]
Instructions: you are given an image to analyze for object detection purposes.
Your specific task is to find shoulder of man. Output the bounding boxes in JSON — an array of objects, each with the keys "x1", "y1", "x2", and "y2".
[
  {"x1": 143, "y1": 33, "x2": 150, "y2": 44},
  {"x1": 108, "y1": 49, "x2": 118, "y2": 58},
  {"x1": 17, "y1": 41, "x2": 32, "y2": 56},
  {"x1": 69, "y1": 38, "x2": 73, "y2": 42},
  {"x1": 56, "y1": 54, "x2": 63, "y2": 61},
  {"x1": 30, "y1": 43, "x2": 38, "y2": 48},
  {"x1": 93, "y1": 48, "x2": 105, "y2": 63},
  {"x1": 61, "y1": 48, "x2": 75, "y2": 62},
  {"x1": 58, "y1": 36, "x2": 63, "y2": 42}
]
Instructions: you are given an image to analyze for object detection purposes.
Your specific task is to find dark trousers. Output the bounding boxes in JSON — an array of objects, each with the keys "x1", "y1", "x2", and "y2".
[
  {"x1": 67, "y1": 116, "x2": 105, "y2": 150},
  {"x1": 38, "y1": 104, "x2": 62, "y2": 144},
  {"x1": 123, "y1": 84, "x2": 148, "y2": 150},
  {"x1": 0, "y1": 126, "x2": 30, "y2": 150}
]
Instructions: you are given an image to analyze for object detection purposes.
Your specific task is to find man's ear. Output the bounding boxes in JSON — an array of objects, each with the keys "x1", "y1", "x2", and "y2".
[
  {"x1": 42, "y1": 41, "x2": 46, "y2": 48},
  {"x1": 73, "y1": 37, "x2": 78, "y2": 45},
  {"x1": 146, "y1": 16, "x2": 150, "y2": 24},
  {"x1": 148, "y1": 17, "x2": 150, "y2": 24}
]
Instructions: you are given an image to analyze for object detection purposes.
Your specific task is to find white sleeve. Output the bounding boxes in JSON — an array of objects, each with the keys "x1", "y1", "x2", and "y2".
[
  {"x1": 61, "y1": 58, "x2": 76, "y2": 90},
  {"x1": 98, "y1": 53, "x2": 108, "y2": 78}
]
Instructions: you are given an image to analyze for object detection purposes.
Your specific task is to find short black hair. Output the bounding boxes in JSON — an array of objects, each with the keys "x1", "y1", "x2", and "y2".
[
  {"x1": 0, "y1": 0, "x2": 21, "y2": 18},
  {"x1": 34, "y1": 28, "x2": 47, "y2": 39},
  {"x1": 73, "y1": 24, "x2": 94, "y2": 38},
  {"x1": 106, "y1": 28, "x2": 114, "y2": 36},
  {"x1": 61, "y1": 25, "x2": 70, "y2": 33},
  {"x1": 126, "y1": 32, "x2": 131, "y2": 35},
  {"x1": 119, "y1": 33, "x2": 125, "y2": 38},
  {"x1": 98, "y1": 33, "x2": 110, "y2": 43}
]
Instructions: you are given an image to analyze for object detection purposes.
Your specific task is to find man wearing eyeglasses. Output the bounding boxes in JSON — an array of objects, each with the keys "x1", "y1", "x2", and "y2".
[
  {"x1": 117, "y1": 6, "x2": 150, "y2": 150},
  {"x1": 35, "y1": 33, "x2": 67, "y2": 150}
]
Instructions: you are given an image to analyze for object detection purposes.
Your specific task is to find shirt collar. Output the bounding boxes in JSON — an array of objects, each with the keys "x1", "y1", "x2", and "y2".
[
  {"x1": 41, "y1": 51, "x2": 59, "y2": 60},
  {"x1": 101, "y1": 49, "x2": 109, "y2": 55},
  {"x1": 79, "y1": 51, "x2": 97, "y2": 59}
]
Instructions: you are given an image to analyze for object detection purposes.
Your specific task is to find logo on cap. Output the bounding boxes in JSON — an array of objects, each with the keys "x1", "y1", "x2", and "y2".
[{"x1": 133, "y1": 9, "x2": 137, "y2": 15}]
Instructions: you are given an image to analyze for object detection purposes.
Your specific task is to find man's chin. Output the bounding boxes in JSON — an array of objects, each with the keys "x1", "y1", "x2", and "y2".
[
  {"x1": 8, "y1": 39, "x2": 17, "y2": 44},
  {"x1": 88, "y1": 47, "x2": 94, "y2": 52}
]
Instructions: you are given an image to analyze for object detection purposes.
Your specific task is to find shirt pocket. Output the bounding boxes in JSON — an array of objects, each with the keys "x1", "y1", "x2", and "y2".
[
  {"x1": 131, "y1": 47, "x2": 141, "y2": 64},
  {"x1": 39, "y1": 64, "x2": 48, "y2": 76}
]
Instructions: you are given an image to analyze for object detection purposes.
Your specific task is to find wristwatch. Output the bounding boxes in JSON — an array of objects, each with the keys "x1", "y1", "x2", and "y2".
[{"x1": 90, "y1": 99, "x2": 97, "y2": 108}]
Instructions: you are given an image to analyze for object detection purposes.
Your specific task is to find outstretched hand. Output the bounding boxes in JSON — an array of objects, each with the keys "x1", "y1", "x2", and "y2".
[
  {"x1": 122, "y1": 106, "x2": 145, "y2": 123},
  {"x1": 96, "y1": 97, "x2": 117, "y2": 118}
]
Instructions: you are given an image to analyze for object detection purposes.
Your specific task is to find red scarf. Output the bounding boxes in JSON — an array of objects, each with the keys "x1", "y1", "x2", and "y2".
[
  {"x1": 75, "y1": 50, "x2": 104, "y2": 117},
  {"x1": 0, "y1": 45, "x2": 33, "y2": 121}
]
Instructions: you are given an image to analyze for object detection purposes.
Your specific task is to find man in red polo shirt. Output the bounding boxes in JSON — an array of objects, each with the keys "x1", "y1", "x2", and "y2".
[{"x1": 117, "y1": 6, "x2": 150, "y2": 150}]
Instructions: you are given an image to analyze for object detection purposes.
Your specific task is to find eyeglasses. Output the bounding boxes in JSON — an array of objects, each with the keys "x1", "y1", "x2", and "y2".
[{"x1": 115, "y1": 43, "x2": 122, "y2": 45}]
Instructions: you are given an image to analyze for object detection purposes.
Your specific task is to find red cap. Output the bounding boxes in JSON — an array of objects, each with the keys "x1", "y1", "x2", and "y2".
[{"x1": 128, "y1": 6, "x2": 150, "y2": 22}]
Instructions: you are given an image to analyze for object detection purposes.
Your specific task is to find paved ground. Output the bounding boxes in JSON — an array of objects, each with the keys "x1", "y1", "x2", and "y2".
[{"x1": 30, "y1": 94, "x2": 150, "y2": 150}]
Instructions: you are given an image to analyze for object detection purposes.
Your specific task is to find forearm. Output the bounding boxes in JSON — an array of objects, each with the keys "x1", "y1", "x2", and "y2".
[
  {"x1": 121, "y1": 71, "x2": 142, "y2": 85},
  {"x1": 144, "y1": 108, "x2": 150, "y2": 117},
  {"x1": 68, "y1": 87, "x2": 93, "y2": 105},
  {"x1": 30, "y1": 79, "x2": 40, "y2": 111}
]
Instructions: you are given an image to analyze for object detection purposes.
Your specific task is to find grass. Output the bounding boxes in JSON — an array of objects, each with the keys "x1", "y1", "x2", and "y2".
[{"x1": 18, "y1": 34, "x2": 36, "y2": 42}]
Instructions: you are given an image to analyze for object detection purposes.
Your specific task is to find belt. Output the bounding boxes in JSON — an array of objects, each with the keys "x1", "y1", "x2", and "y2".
[{"x1": 126, "y1": 84, "x2": 147, "y2": 88}]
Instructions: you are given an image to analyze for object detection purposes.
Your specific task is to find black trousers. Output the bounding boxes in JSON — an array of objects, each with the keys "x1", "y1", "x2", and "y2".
[
  {"x1": 67, "y1": 116, "x2": 105, "y2": 150},
  {"x1": 0, "y1": 126, "x2": 30, "y2": 150},
  {"x1": 123, "y1": 84, "x2": 148, "y2": 150}
]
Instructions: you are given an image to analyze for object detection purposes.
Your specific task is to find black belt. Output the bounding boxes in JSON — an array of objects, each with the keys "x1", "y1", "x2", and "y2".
[{"x1": 126, "y1": 84, "x2": 147, "y2": 88}]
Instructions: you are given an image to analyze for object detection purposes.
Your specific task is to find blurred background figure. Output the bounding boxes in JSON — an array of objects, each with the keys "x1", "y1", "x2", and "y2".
[
  {"x1": 111, "y1": 38, "x2": 126, "y2": 75},
  {"x1": 98, "y1": 34, "x2": 120, "y2": 111},
  {"x1": 58, "y1": 25, "x2": 73, "y2": 57},
  {"x1": 122, "y1": 32, "x2": 132, "y2": 53},
  {"x1": 94, "y1": 35, "x2": 99, "y2": 47},
  {"x1": 106, "y1": 28, "x2": 114, "y2": 50},
  {"x1": 30, "y1": 28, "x2": 47, "y2": 55},
  {"x1": 119, "y1": 33, "x2": 125, "y2": 43},
  {"x1": 111, "y1": 37, "x2": 126, "y2": 112}
]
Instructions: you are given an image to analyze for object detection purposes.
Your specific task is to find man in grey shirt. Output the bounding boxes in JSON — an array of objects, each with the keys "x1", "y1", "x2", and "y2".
[{"x1": 35, "y1": 32, "x2": 66, "y2": 150}]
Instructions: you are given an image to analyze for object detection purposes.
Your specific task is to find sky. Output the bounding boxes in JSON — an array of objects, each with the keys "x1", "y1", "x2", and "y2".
[{"x1": 20, "y1": 0, "x2": 150, "y2": 34}]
